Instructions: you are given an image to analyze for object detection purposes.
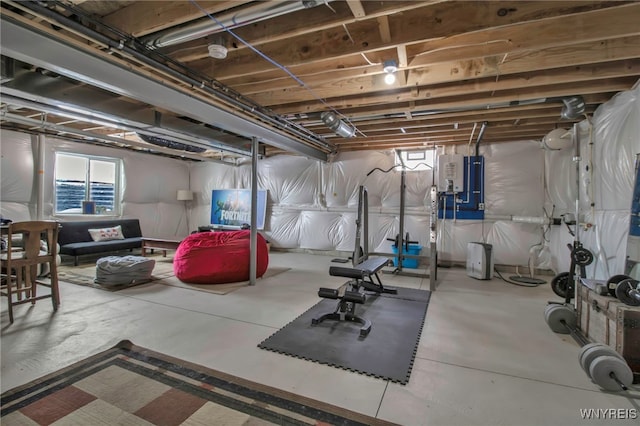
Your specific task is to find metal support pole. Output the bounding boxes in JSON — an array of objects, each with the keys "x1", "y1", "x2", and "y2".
[
  {"x1": 398, "y1": 169, "x2": 406, "y2": 271},
  {"x1": 429, "y1": 185, "x2": 438, "y2": 291},
  {"x1": 36, "y1": 134, "x2": 45, "y2": 220},
  {"x1": 249, "y1": 137, "x2": 258, "y2": 285},
  {"x1": 572, "y1": 123, "x2": 581, "y2": 304},
  {"x1": 362, "y1": 186, "x2": 369, "y2": 258}
]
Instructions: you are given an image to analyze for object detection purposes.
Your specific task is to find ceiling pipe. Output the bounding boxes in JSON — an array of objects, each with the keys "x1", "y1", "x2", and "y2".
[
  {"x1": 1, "y1": 7, "x2": 332, "y2": 159},
  {"x1": 302, "y1": 96, "x2": 587, "y2": 125},
  {"x1": 144, "y1": 0, "x2": 332, "y2": 49},
  {"x1": 0, "y1": 111, "x2": 237, "y2": 164},
  {"x1": 474, "y1": 121, "x2": 488, "y2": 157},
  {"x1": 0, "y1": 93, "x2": 251, "y2": 156}
]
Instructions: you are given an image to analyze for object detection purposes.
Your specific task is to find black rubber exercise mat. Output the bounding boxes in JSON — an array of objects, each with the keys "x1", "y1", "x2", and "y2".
[{"x1": 258, "y1": 287, "x2": 430, "y2": 384}]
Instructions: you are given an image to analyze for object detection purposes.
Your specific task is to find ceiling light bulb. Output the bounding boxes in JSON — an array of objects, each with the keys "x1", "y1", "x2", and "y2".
[{"x1": 384, "y1": 73, "x2": 396, "y2": 85}]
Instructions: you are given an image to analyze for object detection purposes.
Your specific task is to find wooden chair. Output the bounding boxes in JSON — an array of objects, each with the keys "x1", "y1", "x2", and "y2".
[{"x1": 1, "y1": 221, "x2": 60, "y2": 323}]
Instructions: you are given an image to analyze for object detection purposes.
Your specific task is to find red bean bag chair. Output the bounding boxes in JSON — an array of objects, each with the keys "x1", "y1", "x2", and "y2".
[{"x1": 173, "y1": 230, "x2": 269, "y2": 284}]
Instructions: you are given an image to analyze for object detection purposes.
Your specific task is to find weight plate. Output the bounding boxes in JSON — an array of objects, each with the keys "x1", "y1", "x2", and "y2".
[
  {"x1": 589, "y1": 355, "x2": 633, "y2": 391},
  {"x1": 606, "y1": 274, "x2": 630, "y2": 297},
  {"x1": 545, "y1": 304, "x2": 576, "y2": 334},
  {"x1": 578, "y1": 343, "x2": 607, "y2": 370},
  {"x1": 579, "y1": 345, "x2": 623, "y2": 377},
  {"x1": 572, "y1": 247, "x2": 594, "y2": 266},
  {"x1": 551, "y1": 272, "x2": 574, "y2": 299},
  {"x1": 615, "y1": 278, "x2": 640, "y2": 306}
]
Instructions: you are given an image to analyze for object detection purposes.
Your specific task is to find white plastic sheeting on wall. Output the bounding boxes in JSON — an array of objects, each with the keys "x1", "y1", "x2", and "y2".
[
  {"x1": 483, "y1": 141, "x2": 545, "y2": 217},
  {"x1": 0, "y1": 130, "x2": 191, "y2": 240},
  {"x1": 323, "y1": 151, "x2": 393, "y2": 208},
  {"x1": 546, "y1": 82, "x2": 640, "y2": 278},
  {"x1": 247, "y1": 156, "x2": 320, "y2": 206},
  {"x1": 4, "y1": 85, "x2": 637, "y2": 270},
  {"x1": 0, "y1": 130, "x2": 35, "y2": 222},
  {"x1": 593, "y1": 88, "x2": 638, "y2": 211},
  {"x1": 188, "y1": 142, "x2": 548, "y2": 266}
]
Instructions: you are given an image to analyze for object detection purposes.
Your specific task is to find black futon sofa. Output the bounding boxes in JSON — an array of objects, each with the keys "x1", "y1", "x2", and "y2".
[{"x1": 58, "y1": 219, "x2": 143, "y2": 265}]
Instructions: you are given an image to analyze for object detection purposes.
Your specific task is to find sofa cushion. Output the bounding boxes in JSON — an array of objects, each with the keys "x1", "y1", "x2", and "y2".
[
  {"x1": 59, "y1": 237, "x2": 142, "y2": 256},
  {"x1": 88, "y1": 225, "x2": 125, "y2": 242},
  {"x1": 58, "y1": 219, "x2": 142, "y2": 246}
]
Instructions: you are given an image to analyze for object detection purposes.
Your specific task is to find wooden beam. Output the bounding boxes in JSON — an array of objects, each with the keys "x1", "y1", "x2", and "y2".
[
  {"x1": 168, "y1": 1, "x2": 427, "y2": 62},
  {"x1": 347, "y1": 1, "x2": 367, "y2": 19},
  {"x1": 397, "y1": 45, "x2": 408, "y2": 68},
  {"x1": 189, "y1": 2, "x2": 633, "y2": 79},
  {"x1": 408, "y1": 3, "x2": 640, "y2": 67},
  {"x1": 229, "y1": 32, "x2": 639, "y2": 98},
  {"x1": 103, "y1": 1, "x2": 248, "y2": 37},
  {"x1": 252, "y1": 59, "x2": 640, "y2": 109},
  {"x1": 377, "y1": 15, "x2": 391, "y2": 43}
]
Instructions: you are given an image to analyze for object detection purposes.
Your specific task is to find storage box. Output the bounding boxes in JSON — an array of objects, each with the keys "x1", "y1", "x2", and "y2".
[
  {"x1": 577, "y1": 285, "x2": 640, "y2": 376},
  {"x1": 391, "y1": 244, "x2": 422, "y2": 268}
]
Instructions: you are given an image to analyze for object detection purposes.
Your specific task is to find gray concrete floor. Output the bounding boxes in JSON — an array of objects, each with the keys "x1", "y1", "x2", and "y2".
[{"x1": 1, "y1": 252, "x2": 639, "y2": 425}]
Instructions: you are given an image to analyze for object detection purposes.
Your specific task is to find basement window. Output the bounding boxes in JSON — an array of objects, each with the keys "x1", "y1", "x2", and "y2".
[
  {"x1": 396, "y1": 149, "x2": 435, "y2": 171},
  {"x1": 54, "y1": 153, "x2": 122, "y2": 215}
]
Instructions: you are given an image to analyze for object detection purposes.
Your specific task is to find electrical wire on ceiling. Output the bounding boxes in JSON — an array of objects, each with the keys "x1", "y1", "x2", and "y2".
[
  {"x1": 13, "y1": 0, "x2": 333, "y2": 154},
  {"x1": 360, "y1": 53, "x2": 381, "y2": 66},
  {"x1": 189, "y1": 0, "x2": 363, "y2": 137}
]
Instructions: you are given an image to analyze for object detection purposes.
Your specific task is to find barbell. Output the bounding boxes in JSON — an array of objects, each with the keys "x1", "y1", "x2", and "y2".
[{"x1": 544, "y1": 304, "x2": 633, "y2": 391}]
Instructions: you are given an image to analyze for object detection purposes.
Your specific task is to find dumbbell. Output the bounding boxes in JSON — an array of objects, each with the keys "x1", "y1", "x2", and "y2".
[
  {"x1": 544, "y1": 304, "x2": 633, "y2": 391},
  {"x1": 615, "y1": 278, "x2": 640, "y2": 307},
  {"x1": 606, "y1": 274, "x2": 630, "y2": 297}
]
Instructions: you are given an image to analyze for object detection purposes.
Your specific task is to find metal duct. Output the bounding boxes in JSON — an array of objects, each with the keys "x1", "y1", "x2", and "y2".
[
  {"x1": 137, "y1": 134, "x2": 206, "y2": 153},
  {"x1": 0, "y1": 14, "x2": 329, "y2": 161},
  {"x1": 144, "y1": 0, "x2": 330, "y2": 49},
  {"x1": 0, "y1": 111, "x2": 233, "y2": 163},
  {"x1": 1, "y1": 56, "x2": 15, "y2": 83},
  {"x1": 474, "y1": 121, "x2": 488, "y2": 157},
  {"x1": 560, "y1": 96, "x2": 586, "y2": 120},
  {"x1": 0, "y1": 92, "x2": 251, "y2": 156}
]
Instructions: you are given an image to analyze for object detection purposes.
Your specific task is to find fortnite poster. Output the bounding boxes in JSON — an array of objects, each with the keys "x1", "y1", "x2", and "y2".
[{"x1": 210, "y1": 189, "x2": 267, "y2": 230}]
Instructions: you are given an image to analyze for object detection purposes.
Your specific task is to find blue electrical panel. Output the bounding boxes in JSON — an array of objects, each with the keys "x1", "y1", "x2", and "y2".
[{"x1": 438, "y1": 156, "x2": 485, "y2": 220}]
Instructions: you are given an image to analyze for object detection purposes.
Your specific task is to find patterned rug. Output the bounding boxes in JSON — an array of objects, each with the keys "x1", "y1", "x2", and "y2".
[
  {"x1": 58, "y1": 257, "x2": 290, "y2": 295},
  {"x1": 57, "y1": 257, "x2": 175, "y2": 292},
  {"x1": 0, "y1": 340, "x2": 394, "y2": 425},
  {"x1": 156, "y1": 267, "x2": 291, "y2": 295}
]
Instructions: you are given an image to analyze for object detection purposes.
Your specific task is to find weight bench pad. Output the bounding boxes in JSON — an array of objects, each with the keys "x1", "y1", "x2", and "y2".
[{"x1": 329, "y1": 256, "x2": 389, "y2": 279}]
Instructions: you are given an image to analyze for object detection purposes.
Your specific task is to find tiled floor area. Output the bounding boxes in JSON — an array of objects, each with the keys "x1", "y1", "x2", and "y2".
[{"x1": 1, "y1": 252, "x2": 638, "y2": 425}]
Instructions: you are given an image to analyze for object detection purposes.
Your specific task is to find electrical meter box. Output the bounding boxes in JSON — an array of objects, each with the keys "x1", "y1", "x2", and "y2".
[{"x1": 437, "y1": 154, "x2": 464, "y2": 192}]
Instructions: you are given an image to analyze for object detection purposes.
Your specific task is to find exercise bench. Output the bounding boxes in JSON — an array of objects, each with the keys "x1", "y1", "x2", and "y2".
[
  {"x1": 328, "y1": 256, "x2": 396, "y2": 295},
  {"x1": 312, "y1": 287, "x2": 371, "y2": 337},
  {"x1": 312, "y1": 256, "x2": 395, "y2": 337}
]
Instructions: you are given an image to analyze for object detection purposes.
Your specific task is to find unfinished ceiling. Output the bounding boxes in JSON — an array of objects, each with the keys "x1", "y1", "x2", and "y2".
[{"x1": 1, "y1": 1, "x2": 639, "y2": 161}]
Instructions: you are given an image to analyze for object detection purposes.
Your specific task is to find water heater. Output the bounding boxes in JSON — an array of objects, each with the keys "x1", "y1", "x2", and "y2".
[
  {"x1": 437, "y1": 154, "x2": 464, "y2": 192},
  {"x1": 466, "y1": 242, "x2": 494, "y2": 280}
]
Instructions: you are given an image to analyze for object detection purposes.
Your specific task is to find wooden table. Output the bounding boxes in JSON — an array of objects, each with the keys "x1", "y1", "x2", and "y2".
[{"x1": 141, "y1": 238, "x2": 181, "y2": 257}]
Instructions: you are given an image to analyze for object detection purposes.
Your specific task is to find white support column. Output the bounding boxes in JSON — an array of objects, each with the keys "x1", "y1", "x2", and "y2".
[{"x1": 249, "y1": 137, "x2": 258, "y2": 285}]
